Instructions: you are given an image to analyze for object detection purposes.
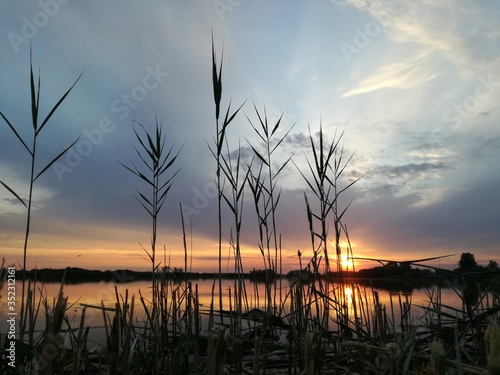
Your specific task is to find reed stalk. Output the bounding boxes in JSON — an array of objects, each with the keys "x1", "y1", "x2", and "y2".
[
  {"x1": 210, "y1": 35, "x2": 245, "y2": 327},
  {"x1": 429, "y1": 340, "x2": 448, "y2": 375},
  {"x1": 121, "y1": 116, "x2": 181, "y2": 319},
  {"x1": 486, "y1": 322, "x2": 500, "y2": 375},
  {"x1": 217, "y1": 137, "x2": 252, "y2": 373},
  {"x1": 67, "y1": 306, "x2": 89, "y2": 375},
  {"x1": 39, "y1": 280, "x2": 68, "y2": 375},
  {"x1": 207, "y1": 328, "x2": 226, "y2": 375},
  {"x1": 294, "y1": 124, "x2": 357, "y2": 337},
  {"x1": 216, "y1": 137, "x2": 251, "y2": 316},
  {"x1": 0, "y1": 50, "x2": 82, "y2": 339},
  {"x1": 304, "y1": 329, "x2": 320, "y2": 375},
  {"x1": 247, "y1": 104, "x2": 293, "y2": 314}
]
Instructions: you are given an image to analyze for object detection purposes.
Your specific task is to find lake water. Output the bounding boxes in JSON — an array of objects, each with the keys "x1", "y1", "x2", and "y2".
[{"x1": 0, "y1": 278, "x2": 489, "y2": 347}]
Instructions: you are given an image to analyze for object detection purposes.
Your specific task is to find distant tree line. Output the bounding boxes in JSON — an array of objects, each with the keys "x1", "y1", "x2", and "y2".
[
  {"x1": 455, "y1": 252, "x2": 498, "y2": 273},
  {"x1": 18, "y1": 267, "x2": 151, "y2": 284},
  {"x1": 283, "y1": 251, "x2": 499, "y2": 291},
  {"x1": 248, "y1": 268, "x2": 278, "y2": 282},
  {"x1": 6, "y1": 252, "x2": 497, "y2": 286},
  {"x1": 353, "y1": 262, "x2": 434, "y2": 279}
]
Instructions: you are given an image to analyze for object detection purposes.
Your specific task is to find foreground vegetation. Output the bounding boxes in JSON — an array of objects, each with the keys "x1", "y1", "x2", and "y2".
[
  {"x1": 1, "y1": 45, "x2": 499, "y2": 374},
  {"x1": 1, "y1": 259, "x2": 499, "y2": 374}
]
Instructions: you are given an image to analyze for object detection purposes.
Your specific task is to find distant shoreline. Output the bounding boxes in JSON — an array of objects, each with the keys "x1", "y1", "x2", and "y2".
[
  {"x1": 15, "y1": 267, "x2": 259, "y2": 284},
  {"x1": 6, "y1": 266, "x2": 467, "y2": 288}
]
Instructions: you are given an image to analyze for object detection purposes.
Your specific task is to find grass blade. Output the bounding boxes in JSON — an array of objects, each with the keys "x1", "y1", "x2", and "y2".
[
  {"x1": 134, "y1": 195, "x2": 154, "y2": 217},
  {"x1": 33, "y1": 137, "x2": 80, "y2": 181},
  {"x1": 36, "y1": 72, "x2": 83, "y2": 136},
  {"x1": 120, "y1": 162, "x2": 155, "y2": 188},
  {"x1": 30, "y1": 48, "x2": 39, "y2": 131},
  {"x1": 0, "y1": 181, "x2": 27, "y2": 208},
  {"x1": 0, "y1": 112, "x2": 32, "y2": 155},
  {"x1": 249, "y1": 144, "x2": 268, "y2": 166},
  {"x1": 212, "y1": 33, "x2": 222, "y2": 121}
]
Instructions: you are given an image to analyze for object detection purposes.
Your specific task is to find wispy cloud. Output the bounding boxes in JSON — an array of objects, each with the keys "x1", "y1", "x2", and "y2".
[
  {"x1": 342, "y1": 53, "x2": 439, "y2": 97},
  {"x1": 336, "y1": 0, "x2": 500, "y2": 75},
  {"x1": 385, "y1": 162, "x2": 446, "y2": 178}
]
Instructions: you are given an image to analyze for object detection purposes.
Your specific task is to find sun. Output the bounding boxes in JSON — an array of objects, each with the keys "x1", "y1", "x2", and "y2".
[
  {"x1": 330, "y1": 248, "x2": 353, "y2": 270},
  {"x1": 339, "y1": 254, "x2": 351, "y2": 270},
  {"x1": 331, "y1": 241, "x2": 358, "y2": 270}
]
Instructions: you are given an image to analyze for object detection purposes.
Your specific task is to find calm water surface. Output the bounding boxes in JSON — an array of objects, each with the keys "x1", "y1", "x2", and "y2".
[{"x1": 0, "y1": 278, "x2": 482, "y2": 346}]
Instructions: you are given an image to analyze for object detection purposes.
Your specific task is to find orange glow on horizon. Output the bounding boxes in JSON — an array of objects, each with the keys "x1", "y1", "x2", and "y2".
[{"x1": 2, "y1": 230, "x2": 458, "y2": 273}]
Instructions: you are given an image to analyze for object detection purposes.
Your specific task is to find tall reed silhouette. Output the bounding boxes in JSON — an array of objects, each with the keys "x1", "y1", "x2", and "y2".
[
  {"x1": 121, "y1": 117, "x2": 181, "y2": 316},
  {"x1": 0, "y1": 49, "x2": 82, "y2": 339},
  {"x1": 210, "y1": 35, "x2": 245, "y2": 325},
  {"x1": 295, "y1": 125, "x2": 357, "y2": 336},
  {"x1": 246, "y1": 104, "x2": 293, "y2": 317}
]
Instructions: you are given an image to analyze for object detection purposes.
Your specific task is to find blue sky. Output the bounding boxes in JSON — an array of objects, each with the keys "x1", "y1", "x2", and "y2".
[{"x1": 1, "y1": 0, "x2": 499, "y2": 272}]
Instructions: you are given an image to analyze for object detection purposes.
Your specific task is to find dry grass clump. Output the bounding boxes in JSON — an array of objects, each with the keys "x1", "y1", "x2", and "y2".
[
  {"x1": 38, "y1": 282, "x2": 68, "y2": 375},
  {"x1": 486, "y1": 322, "x2": 500, "y2": 374}
]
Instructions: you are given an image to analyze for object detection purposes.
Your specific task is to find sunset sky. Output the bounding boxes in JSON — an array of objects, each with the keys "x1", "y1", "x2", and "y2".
[{"x1": 1, "y1": 1, "x2": 499, "y2": 273}]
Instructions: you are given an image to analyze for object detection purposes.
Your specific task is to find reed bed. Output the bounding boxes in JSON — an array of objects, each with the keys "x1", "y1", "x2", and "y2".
[
  {"x1": 1, "y1": 265, "x2": 499, "y2": 373},
  {"x1": 1, "y1": 45, "x2": 499, "y2": 375}
]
